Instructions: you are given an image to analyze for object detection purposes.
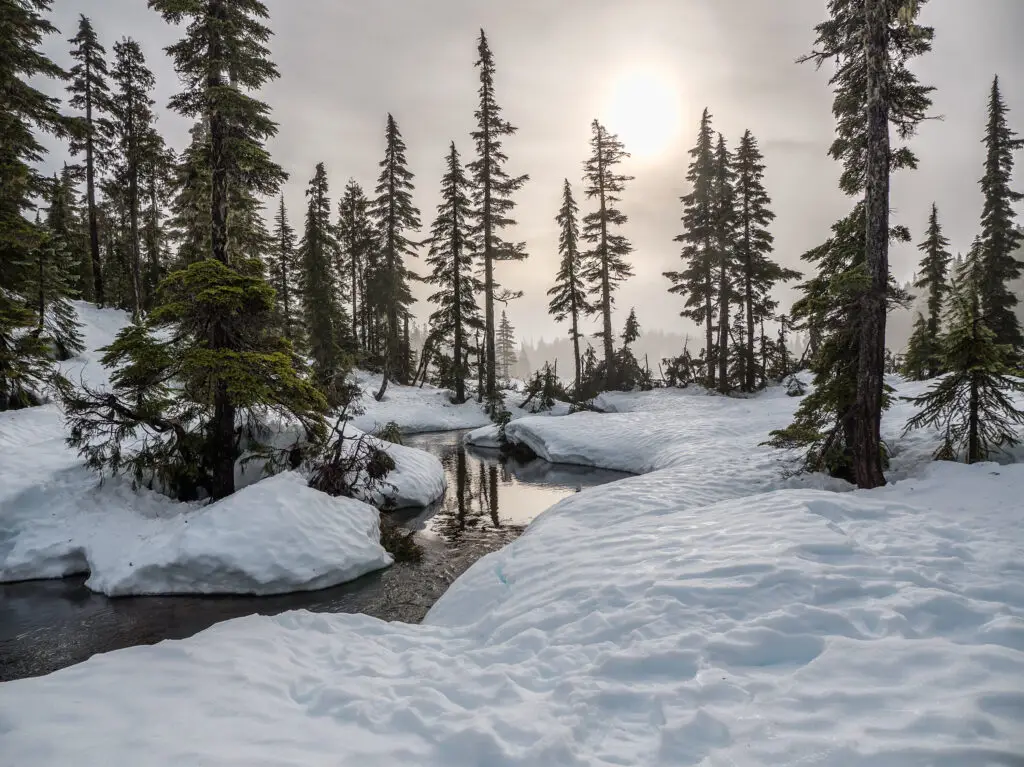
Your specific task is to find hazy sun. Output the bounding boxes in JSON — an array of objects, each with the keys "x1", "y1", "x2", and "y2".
[{"x1": 605, "y1": 68, "x2": 683, "y2": 160}]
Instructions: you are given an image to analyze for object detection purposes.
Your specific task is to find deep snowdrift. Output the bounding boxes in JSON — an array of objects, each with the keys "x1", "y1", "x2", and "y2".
[{"x1": 0, "y1": 302, "x2": 442, "y2": 594}]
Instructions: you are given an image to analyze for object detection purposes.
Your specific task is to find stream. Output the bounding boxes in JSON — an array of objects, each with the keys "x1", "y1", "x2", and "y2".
[{"x1": 0, "y1": 430, "x2": 629, "y2": 682}]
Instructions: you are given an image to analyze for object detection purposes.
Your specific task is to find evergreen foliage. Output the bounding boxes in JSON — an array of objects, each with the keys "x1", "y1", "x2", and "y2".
[
  {"x1": 712, "y1": 133, "x2": 739, "y2": 393},
  {"x1": 547, "y1": 179, "x2": 591, "y2": 398},
  {"x1": 337, "y1": 179, "x2": 374, "y2": 353},
  {"x1": 581, "y1": 119, "x2": 633, "y2": 387},
  {"x1": 468, "y1": 30, "x2": 528, "y2": 413},
  {"x1": 269, "y1": 195, "x2": 300, "y2": 343},
  {"x1": 496, "y1": 310, "x2": 517, "y2": 381},
  {"x1": 905, "y1": 202, "x2": 952, "y2": 379}
]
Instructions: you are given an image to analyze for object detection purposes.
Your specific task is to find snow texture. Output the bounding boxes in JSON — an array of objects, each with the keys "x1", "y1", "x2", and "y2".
[
  {"x1": 0, "y1": 303, "x2": 440, "y2": 594},
  {"x1": 2, "y1": 374, "x2": 1023, "y2": 765}
]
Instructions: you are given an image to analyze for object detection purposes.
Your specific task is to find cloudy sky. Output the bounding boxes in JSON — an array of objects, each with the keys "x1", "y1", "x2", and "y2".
[{"x1": 39, "y1": 0, "x2": 1024, "y2": 342}]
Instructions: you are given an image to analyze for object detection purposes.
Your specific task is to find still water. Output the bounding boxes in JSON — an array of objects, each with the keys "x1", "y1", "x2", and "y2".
[{"x1": 0, "y1": 431, "x2": 629, "y2": 681}]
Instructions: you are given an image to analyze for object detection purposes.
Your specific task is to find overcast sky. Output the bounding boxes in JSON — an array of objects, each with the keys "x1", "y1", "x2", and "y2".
[{"x1": 39, "y1": 0, "x2": 1024, "y2": 342}]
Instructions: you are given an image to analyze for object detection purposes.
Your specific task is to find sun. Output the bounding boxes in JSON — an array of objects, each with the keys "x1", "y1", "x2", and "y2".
[{"x1": 604, "y1": 67, "x2": 683, "y2": 160}]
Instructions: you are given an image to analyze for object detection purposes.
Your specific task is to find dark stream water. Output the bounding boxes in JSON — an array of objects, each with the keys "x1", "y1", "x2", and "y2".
[{"x1": 0, "y1": 431, "x2": 628, "y2": 682}]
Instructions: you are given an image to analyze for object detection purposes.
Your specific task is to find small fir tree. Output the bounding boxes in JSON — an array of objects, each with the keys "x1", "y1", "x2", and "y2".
[
  {"x1": 909, "y1": 202, "x2": 952, "y2": 378},
  {"x1": 496, "y1": 310, "x2": 517, "y2": 381},
  {"x1": 548, "y1": 179, "x2": 591, "y2": 398},
  {"x1": 712, "y1": 133, "x2": 739, "y2": 393},
  {"x1": 337, "y1": 179, "x2": 374, "y2": 350},
  {"x1": 270, "y1": 195, "x2": 300, "y2": 343}
]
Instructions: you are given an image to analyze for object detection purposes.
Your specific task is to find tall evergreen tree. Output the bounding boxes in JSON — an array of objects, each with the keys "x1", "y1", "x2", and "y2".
[
  {"x1": 369, "y1": 113, "x2": 420, "y2": 397},
  {"x1": 468, "y1": 30, "x2": 528, "y2": 412},
  {"x1": 666, "y1": 108, "x2": 718, "y2": 388},
  {"x1": 0, "y1": 0, "x2": 74, "y2": 410},
  {"x1": 68, "y1": 14, "x2": 112, "y2": 306},
  {"x1": 581, "y1": 119, "x2": 634, "y2": 386},
  {"x1": 140, "y1": 137, "x2": 172, "y2": 309},
  {"x1": 109, "y1": 37, "x2": 157, "y2": 318},
  {"x1": 795, "y1": 0, "x2": 933, "y2": 488},
  {"x1": 496, "y1": 311, "x2": 517, "y2": 381},
  {"x1": 50, "y1": 164, "x2": 92, "y2": 302},
  {"x1": 548, "y1": 179, "x2": 591, "y2": 397},
  {"x1": 270, "y1": 195, "x2": 300, "y2": 343},
  {"x1": 734, "y1": 130, "x2": 800, "y2": 391},
  {"x1": 978, "y1": 75, "x2": 1024, "y2": 352},
  {"x1": 424, "y1": 142, "x2": 481, "y2": 404},
  {"x1": 712, "y1": 133, "x2": 739, "y2": 393},
  {"x1": 907, "y1": 202, "x2": 952, "y2": 378},
  {"x1": 298, "y1": 163, "x2": 348, "y2": 384},
  {"x1": 337, "y1": 179, "x2": 373, "y2": 349},
  {"x1": 904, "y1": 247, "x2": 1024, "y2": 463}
]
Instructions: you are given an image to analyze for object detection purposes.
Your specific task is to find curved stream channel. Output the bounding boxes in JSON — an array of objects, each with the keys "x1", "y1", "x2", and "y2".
[{"x1": 0, "y1": 430, "x2": 629, "y2": 682}]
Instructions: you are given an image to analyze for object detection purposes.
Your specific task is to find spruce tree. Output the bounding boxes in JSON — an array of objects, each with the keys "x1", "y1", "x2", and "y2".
[
  {"x1": 581, "y1": 119, "x2": 634, "y2": 387},
  {"x1": 270, "y1": 195, "x2": 300, "y2": 343},
  {"x1": 712, "y1": 133, "x2": 739, "y2": 393},
  {"x1": 166, "y1": 121, "x2": 210, "y2": 268},
  {"x1": 908, "y1": 202, "x2": 952, "y2": 378},
  {"x1": 68, "y1": 14, "x2": 112, "y2": 306},
  {"x1": 369, "y1": 113, "x2": 420, "y2": 398},
  {"x1": 140, "y1": 138, "x2": 172, "y2": 309},
  {"x1": 337, "y1": 179, "x2": 373, "y2": 350},
  {"x1": 795, "y1": 0, "x2": 933, "y2": 488},
  {"x1": 666, "y1": 108, "x2": 718, "y2": 388},
  {"x1": 978, "y1": 76, "x2": 1024, "y2": 352},
  {"x1": 110, "y1": 37, "x2": 157, "y2": 318},
  {"x1": 496, "y1": 311, "x2": 517, "y2": 381},
  {"x1": 424, "y1": 142, "x2": 481, "y2": 404},
  {"x1": 468, "y1": 30, "x2": 528, "y2": 412},
  {"x1": 27, "y1": 195, "x2": 84, "y2": 361},
  {"x1": 903, "y1": 249, "x2": 1024, "y2": 463},
  {"x1": 298, "y1": 163, "x2": 348, "y2": 386},
  {"x1": 548, "y1": 179, "x2": 591, "y2": 398},
  {"x1": 50, "y1": 165, "x2": 92, "y2": 302},
  {"x1": 902, "y1": 312, "x2": 931, "y2": 381},
  {"x1": 734, "y1": 129, "x2": 800, "y2": 391},
  {"x1": 621, "y1": 307, "x2": 641, "y2": 348}
]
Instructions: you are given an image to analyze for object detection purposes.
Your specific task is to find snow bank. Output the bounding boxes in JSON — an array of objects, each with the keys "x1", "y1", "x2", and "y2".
[{"x1": 1, "y1": 462, "x2": 1021, "y2": 765}]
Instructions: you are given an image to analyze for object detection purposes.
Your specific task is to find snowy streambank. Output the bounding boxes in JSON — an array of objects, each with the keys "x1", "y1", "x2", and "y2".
[
  {"x1": 0, "y1": 302, "x2": 444, "y2": 594},
  {"x1": 1, "y1": 462, "x2": 1021, "y2": 765}
]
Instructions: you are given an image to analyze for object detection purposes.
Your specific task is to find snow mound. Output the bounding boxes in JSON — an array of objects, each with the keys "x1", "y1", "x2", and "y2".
[
  {"x1": 1, "y1": 463, "x2": 1021, "y2": 765},
  {"x1": 89, "y1": 472, "x2": 390, "y2": 596},
  {"x1": 351, "y1": 373, "x2": 492, "y2": 434},
  {"x1": 359, "y1": 429, "x2": 446, "y2": 509}
]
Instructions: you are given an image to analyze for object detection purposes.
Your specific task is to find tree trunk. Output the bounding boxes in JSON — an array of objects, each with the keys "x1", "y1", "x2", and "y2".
[
  {"x1": 704, "y1": 263, "x2": 715, "y2": 389},
  {"x1": 85, "y1": 56, "x2": 104, "y2": 306},
  {"x1": 745, "y1": 258, "x2": 756, "y2": 392},
  {"x1": 571, "y1": 310, "x2": 581, "y2": 401},
  {"x1": 127, "y1": 127, "x2": 142, "y2": 320},
  {"x1": 481, "y1": 97, "x2": 498, "y2": 411},
  {"x1": 967, "y1": 374, "x2": 980, "y2": 464},
  {"x1": 717, "y1": 260, "x2": 729, "y2": 394},
  {"x1": 453, "y1": 239, "x2": 465, "y2": 404},
  {"x1": 597, "y1": 134, "x2": 615, "y2": 385},
  {"x1": 853, "y1": 0, "x2": 890, "y2": 490}
]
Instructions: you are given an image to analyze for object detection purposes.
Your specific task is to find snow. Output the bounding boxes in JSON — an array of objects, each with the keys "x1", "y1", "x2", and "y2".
[
  {"x1": 0, "y1": 303, "x2": 443, "y2": 594},
  {"x1": 3, "y1": 374, "x2": 1023, "y2": 765}
]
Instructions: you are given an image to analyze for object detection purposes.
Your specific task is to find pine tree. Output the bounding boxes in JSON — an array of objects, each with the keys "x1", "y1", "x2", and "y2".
[
  {"x1": 50, "y1": 165, "x2": 92, "y2": 302},
  {"x1": 908, "y1": 202, "x2": 952, "y2": 378},
  {"x1": 337, "y1": 179, "x2": 373, "y2": 350},
  {"x1": 424, "y1": 142, "x2": 481, "y2": 404},
  {"x1": 298, "y1": 163, "x2": 348, "y2": 386},
  {"x1": 581, "y1": 119, "x2": 634, "y2": 387},
  {"x1": 734, "y1": 130, "x2": 800, "y2": 391},
  {"x1": 140, "y1": 139, "x2": 172, "y2": 309},
  {"x1": 369, "y1": 113, "x2": 421, "y2": 398},
  {"x1": 468, "y1": 30, "x2": 528, "y2": 412},
  {"x1": 904, "y1": 249, "x2": 1024, "y2": 462},
  {"x1": 27, "y1": 193, "x2": 84, "y2": 361},
  {"x1": 67, "y1": 0, "x2": 299, "y2": 501},
  {"x1": 270, "y1": 195, "x2": 300, "y2": 343},
  {"x1": 621, "y1": 307, "x2": 641, "y2": 348},
  {"x1": 68, "y1": 14, "x2": 112, "y2": 306},
  {"x1": 109, "y1": 37, "x2": 158, "y2": 319},
  {"x1": 548, "y1": 179, "x2": 591, "y2": 398},
  {"x1": 712, "y1": 133, "x2": 739, "y2": 393},
  {"x1": 496, "y1": 311, "x2": 517, "y2": 381},
  {"x1": 795, "y1": 0, "x2": 933, "y2": 488},
  {"x1": 666, "y1": 108, "x2": 718, "y2": 388},
  {"x1": 978, "y1": 76, "x2": 1024, "y2": 352}
]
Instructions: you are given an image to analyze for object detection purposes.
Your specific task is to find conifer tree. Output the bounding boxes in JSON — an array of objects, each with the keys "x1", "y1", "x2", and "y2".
[
  {"x1": 977, "y1": 76, "x2": 1024, "y2": 352},
  {"x1": 621, "y1": 307, "x2": 641, "y2": 348},
  {"x1": 140, "y1": 139, "x2": 172, "y2": 309},
  {"x1": 666, "y1": 108, "x2": 718, "y2": 388},
  {"x1": 496, "y1": 311, "x2": 517, "y2": 381},
  {"x1": 734, "y1": 130, "x2": 800, "y2": 391},
  {"x1": 424, "y1": 142, "x2": 481, "y2": 404},
  {"x1": 903, "y1": 248, "x2": 1024, "y2": 462},
  {"x1": 27, "y1": 192, "x2": 84, "y2": 360},
  {"x1": 548, "y1": 179, "x2": 591, "y2": 397},
  {"x1": 110, "y1": 37, "x2": 157, "y2": 318},
  {"x1": 712, "y1": 133, "x2": 739, "y2": 393},
  {"x1": 369, "y1": 113, "x2": 421, "y2": 398},
  {"x1": 270, "y1": 195, "x2": 300, "y2": 343},
  {"x1": 907, "y1": 202, "x2": 952, "y2": 378},
  {"x1": 337, "y1": 179, "x2": 373, "y2": 349},
  {"x1": 68, "y1": 14, "x2": 112, "y2": 306},
  {"x1": 298, "y1": 163, "x2": 348, "y2": 385},
  {"x1": 1, "y1": 0, "x2": 75, "y2": 410},
  {"x1": 50, "y1": 165, "x2": 92, "y2": 301},
  {"x1": 468, "y1": 30, "x2": 528, "y2": 412},
  {"x1": 581, "y1": 119, "x2": 634, "y2": 386},
  {"x1": 795, "y1": 0, "x2": 933, "y2": 487}
]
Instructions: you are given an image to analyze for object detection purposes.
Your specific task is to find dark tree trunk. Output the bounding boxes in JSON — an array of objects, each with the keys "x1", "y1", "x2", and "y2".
[
  {"x1": 127, "y1": 117, "x2": 142, "y2": 320},
  {"x1": 571, "y1": 310, "x2": 581, "y2": 401},
  {"x1": 717, "y1": 260, "x2": 729, "y2": 394},
  {"x1": 84, "y1": 55, "x2": 104, "y2": 306},
  {"x1": 853, "y1": 0, "x2": 890, "y2": 490},
  {"x1": 704, "y1": 261, "x2": 715, "y2": 389},
  {"x1": 453, "y1": 235, "x2": 465, "y2": 404},
  {"x1": 596, "y1": 134, "x2": 615, "y2": 385}
]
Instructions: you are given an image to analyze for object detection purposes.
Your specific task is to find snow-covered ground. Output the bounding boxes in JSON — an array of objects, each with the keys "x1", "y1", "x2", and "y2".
[
  {"x1": 0, "y1": 302, "x2": 444, "y2": 594},
  {"x1": 3, "y1": 372, "x2": 1022, "y2": 765}
]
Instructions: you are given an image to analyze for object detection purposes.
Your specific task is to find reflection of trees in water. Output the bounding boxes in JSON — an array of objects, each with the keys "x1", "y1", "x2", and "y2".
[{"x1": 432, "y1": 442, "x2": 506, "y2": 542}]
